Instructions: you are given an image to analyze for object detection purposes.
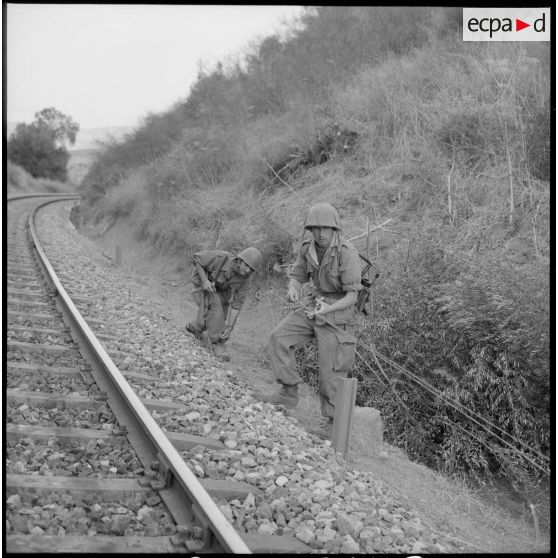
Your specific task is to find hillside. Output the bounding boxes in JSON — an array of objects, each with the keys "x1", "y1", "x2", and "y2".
[
  {"x1": 75, "y1": 6, "x2": 551, "y2": 534},
  {"x1": 6, "y1": 162, "x2": 75, "y2": 194}
]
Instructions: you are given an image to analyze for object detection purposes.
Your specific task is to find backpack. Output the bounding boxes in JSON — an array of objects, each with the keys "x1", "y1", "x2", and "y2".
[
  {"x1": 356, "y1": 254, "x2": 380, "y2": 315},
  {"x1": 298, "y1": 240, "x2": 379, "y2": 314}
]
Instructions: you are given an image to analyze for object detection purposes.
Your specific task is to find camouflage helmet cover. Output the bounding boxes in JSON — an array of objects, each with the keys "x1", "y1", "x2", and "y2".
[{"x1": 304, "y1": 203, "x2": 340, "y2": 230}]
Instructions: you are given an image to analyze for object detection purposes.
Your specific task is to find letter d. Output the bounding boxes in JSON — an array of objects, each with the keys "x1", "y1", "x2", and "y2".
[{"x1": 534, "y1": 13, "x2": 545, "y2": 32}]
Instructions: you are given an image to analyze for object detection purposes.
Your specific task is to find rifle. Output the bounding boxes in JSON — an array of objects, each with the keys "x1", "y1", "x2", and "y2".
[{"x1": 356, "y1": 253, "x2": 380, "y2": 315}]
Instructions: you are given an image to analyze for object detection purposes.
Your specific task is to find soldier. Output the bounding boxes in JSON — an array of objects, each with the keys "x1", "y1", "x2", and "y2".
[
  {"x1": 259, "y1": 203, "x2": 362, "y2": 440},
  {"x1": 186, "y1": 247, "x2": 262, "y2": 361}
]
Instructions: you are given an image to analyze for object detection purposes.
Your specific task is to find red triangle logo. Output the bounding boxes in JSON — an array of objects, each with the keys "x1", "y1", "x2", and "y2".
[{"x1": 516, "y1": 18, "x2": 530, "y2": 31}]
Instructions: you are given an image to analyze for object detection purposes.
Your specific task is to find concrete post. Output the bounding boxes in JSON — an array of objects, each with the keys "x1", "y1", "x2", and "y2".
[
  {"x1": 115, "y1": 245, "x2": 122, "y2": 266},
  {"x1": 331, "y1": 377, "x2": 357, "y2": 457}
]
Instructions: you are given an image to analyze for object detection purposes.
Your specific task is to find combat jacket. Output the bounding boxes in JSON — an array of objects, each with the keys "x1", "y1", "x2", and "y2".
[
  {"x1": 289, "y1": 233, "x2": 362, "y2": 324},
  {"x1": 191, "y1": 250, "x2": 250, "y2": 310}
]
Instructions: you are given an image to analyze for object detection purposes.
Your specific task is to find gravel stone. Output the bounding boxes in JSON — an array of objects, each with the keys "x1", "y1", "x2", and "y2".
[
  {"x1": 335, "y1": 512, "x2": 354, "y2": 536},
  {"x1": 295, "y1": 526, "x2": 315, "y2": 544}
]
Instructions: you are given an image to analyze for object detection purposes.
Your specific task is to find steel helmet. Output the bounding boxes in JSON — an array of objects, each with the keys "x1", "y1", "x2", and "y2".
[
  {"x1": 237, "y1": 247, "x2": 263, "y2": 271},
  {"x1": 304, "y1": 203, "x2": 340, "y2": 230}
]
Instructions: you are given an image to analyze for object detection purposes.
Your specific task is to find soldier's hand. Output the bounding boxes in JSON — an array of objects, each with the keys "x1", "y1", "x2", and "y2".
[
  {"x1": 219, "y1": 325, "x2": 232, "y2": 341},
  {"x1": 203, "y1": 279, "x2": 216, "y2": 292},
  {"x1": 313, "y1": 297, "x2": 331, "y2": 316},
  {"x1": 306, "y1": 297, "x2": 331, "y2": 320},
  {"x1": 287, "y1": 284, "x2": 299, "y2": 303}
]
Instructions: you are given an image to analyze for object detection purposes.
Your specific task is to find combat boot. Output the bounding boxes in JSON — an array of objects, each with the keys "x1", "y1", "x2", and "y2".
[
  {"x1": 258, "y1": 383, "x2": 299, "y2": 410},
  {"x1": 185, "y1": 323, "x2": 203, "y2": 340},
  {"x1": 308, "y1": 417, "x2": 333, "y2": 440},
  {"x1": 212, "y1": 341, "x2": 230, "y2": 362}
]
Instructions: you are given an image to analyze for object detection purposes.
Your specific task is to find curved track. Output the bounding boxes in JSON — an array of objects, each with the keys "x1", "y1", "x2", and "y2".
[{"x1": 7, "y1": 195, "x2": 308, "y2": 553}]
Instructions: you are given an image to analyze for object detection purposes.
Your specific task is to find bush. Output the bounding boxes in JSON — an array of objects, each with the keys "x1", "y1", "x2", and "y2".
[
  {"x1": 8, "y1": 108, "x2": 79, "y2": 182},
  {"x1": 434, "y1": 109, "x2": 503, "y2": 171},
  {"x1": 8, "y1": 123, "x2": 70, "y2": 181},
  {"x1": 525, "y1": 99, "x2": 551, "y2": 181},
  {"x1": 290, "y1": 233, "x2": 549, "y2": 492}
]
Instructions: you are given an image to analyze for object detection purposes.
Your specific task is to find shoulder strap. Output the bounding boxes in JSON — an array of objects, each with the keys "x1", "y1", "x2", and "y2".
[
  {"x1": 300, "y1": 239, "x2": 311, "y2": 257},
  {"x1": 210, "y1": 253, "x2": 229, "y2": 281}
]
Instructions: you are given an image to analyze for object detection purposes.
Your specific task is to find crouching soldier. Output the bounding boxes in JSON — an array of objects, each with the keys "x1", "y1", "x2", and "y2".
[
  {"x1": 186, "y1": 247, "x2": 262, "y2": 361},
  {"x1": 259, "y1": 203, "x2": 362, "y2": 440}
]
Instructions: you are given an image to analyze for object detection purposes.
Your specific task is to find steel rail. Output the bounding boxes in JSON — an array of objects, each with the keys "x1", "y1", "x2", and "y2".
[
  {"x1": 7, "y1": 192, "x2": 79, "y2": 202},
  {"x1": 22, "y1": 196, "x2": 251, "y2": 554}
]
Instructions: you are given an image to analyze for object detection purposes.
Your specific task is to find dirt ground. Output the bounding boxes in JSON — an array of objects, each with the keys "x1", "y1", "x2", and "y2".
[{"x1": 80, "y1": 218, "x2": 550, "y2": 554}]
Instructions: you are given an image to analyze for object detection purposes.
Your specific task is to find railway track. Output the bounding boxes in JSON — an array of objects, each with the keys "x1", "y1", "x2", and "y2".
[{"x1": 6, "y1": 195, "x2": 310, "y2": 554}]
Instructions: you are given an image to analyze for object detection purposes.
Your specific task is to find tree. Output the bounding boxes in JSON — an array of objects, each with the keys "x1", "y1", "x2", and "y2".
[{"x1": 8, "y1": 107, "x2": 80, "y2": 181}]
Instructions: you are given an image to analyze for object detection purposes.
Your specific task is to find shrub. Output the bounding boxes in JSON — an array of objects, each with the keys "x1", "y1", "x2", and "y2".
[
  {"x1": 434, "y1": 109, "x2": 503, "y2": 171},
  {"x1": 291, "y1": 234, "x2": 549, "y2": 492},
  {"x1": 525, "y1": 99, "x2": 551, "y2": 181},
  {"x1": 8, "y1": 108, "x2": 79, "y2": 182}
]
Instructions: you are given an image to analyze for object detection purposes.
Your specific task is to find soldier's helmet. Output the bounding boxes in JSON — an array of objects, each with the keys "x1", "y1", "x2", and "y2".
[
  {"x1": 237, "y1": 247, "x2": 263, "y2": 272},
  {"x1": 304, "y1": 203, "x2": 340, "y2": 230}
]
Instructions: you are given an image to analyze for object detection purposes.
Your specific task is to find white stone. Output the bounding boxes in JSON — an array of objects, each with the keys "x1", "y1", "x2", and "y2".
[
  {"x1": 137, "y1": 506, "x2": 152, "y2": 520},
  {"x1": 244, "y1": 493, "x2": 256, "y2": 507},
  {"x1": 257, "y1": 521, "x2": 278, "y2": 535},
  {"x1": 340, "y1": 535, "x2": 360, "y2": 553},
  {"x1": 7, "y1": 495, "x2": 21, "y2": 507},
  {"x1": 295, "y1": 527, "x2": 315, "y2": 544},
  {"x1": 219, "y1": 504, "x2": 234, "y2": 523}
]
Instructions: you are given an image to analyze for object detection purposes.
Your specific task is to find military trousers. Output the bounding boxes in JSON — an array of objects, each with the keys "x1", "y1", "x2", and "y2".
[
  {"x1": 191, "y1": 289, "x2": 231, "y2": 343},
  {"x1": 268, "y1": 309, "x2": 356, "y2": 419}
]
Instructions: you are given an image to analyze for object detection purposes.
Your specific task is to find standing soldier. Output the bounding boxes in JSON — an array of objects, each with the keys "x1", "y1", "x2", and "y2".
[
  {"x1": 186, "y1": 247, "x2": 262, "y2": 361},
  {"x1": 259, "y1": 203, "x2": 362, "y2": 440}
]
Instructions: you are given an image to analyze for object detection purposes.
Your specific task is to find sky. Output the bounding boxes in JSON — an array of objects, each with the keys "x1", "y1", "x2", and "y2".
[{"x1": 6, "y1": 4, "x2": 305, "y2": 131}]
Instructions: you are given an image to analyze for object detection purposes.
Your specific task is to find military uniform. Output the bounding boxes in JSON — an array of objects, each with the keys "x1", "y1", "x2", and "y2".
[
  {"x1": 268, "y1": 232, "x2": 362, "y2": 418},
  {"x1": 189, "y1": 250, "x2": 251, "y2": 343}
]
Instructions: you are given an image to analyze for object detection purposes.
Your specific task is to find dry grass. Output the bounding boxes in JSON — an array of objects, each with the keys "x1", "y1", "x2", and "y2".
[
  {"x1": 350, "y1": 442, "x2": 550, "y2": 554},
  {"x1": 7, "y1": 162, "x2": 75, "y2": 194}
]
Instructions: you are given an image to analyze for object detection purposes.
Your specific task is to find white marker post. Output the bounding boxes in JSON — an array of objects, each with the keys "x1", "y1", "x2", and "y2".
[{"x1": 115, "y1": 245, "x2": 122, "y2": 266}]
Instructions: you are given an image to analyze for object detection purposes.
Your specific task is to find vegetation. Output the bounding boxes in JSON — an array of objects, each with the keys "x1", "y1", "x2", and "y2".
[
  {"x1": 7, "y1": 161, "x2": 74, "y2": 194},
  {"x1": 8, "y1": 107, "x2": 79, "y2": 182},
  {"x1": 77, "y1": 6, "x2": 550, "y2": 508}
]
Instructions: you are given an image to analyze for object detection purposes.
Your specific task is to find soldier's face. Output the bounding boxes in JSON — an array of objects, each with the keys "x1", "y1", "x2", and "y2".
[
  {"x1": 238, "y1": 260, "x2": 253, "y2": 277},
  {"x1": 311, "y1": 226, "x2": 334, "y2": 248}
]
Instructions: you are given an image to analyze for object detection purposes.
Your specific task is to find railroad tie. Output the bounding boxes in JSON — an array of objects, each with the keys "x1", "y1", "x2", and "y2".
[
  {"x1": 6, "y1": 534, "x2": 185, "y2": 553},
  {"x1": 7, "y1": 340, "x2": 131, "y2": 361},
  {"x1": 6, "y1": 400, "x2": 224, "y2": 452},
  {"x1": 7, "y1": 361, "x2": 161, "y2": 383},
  {"x1": 5, "y1": 424, "x2": 129, "y2": 445}
]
